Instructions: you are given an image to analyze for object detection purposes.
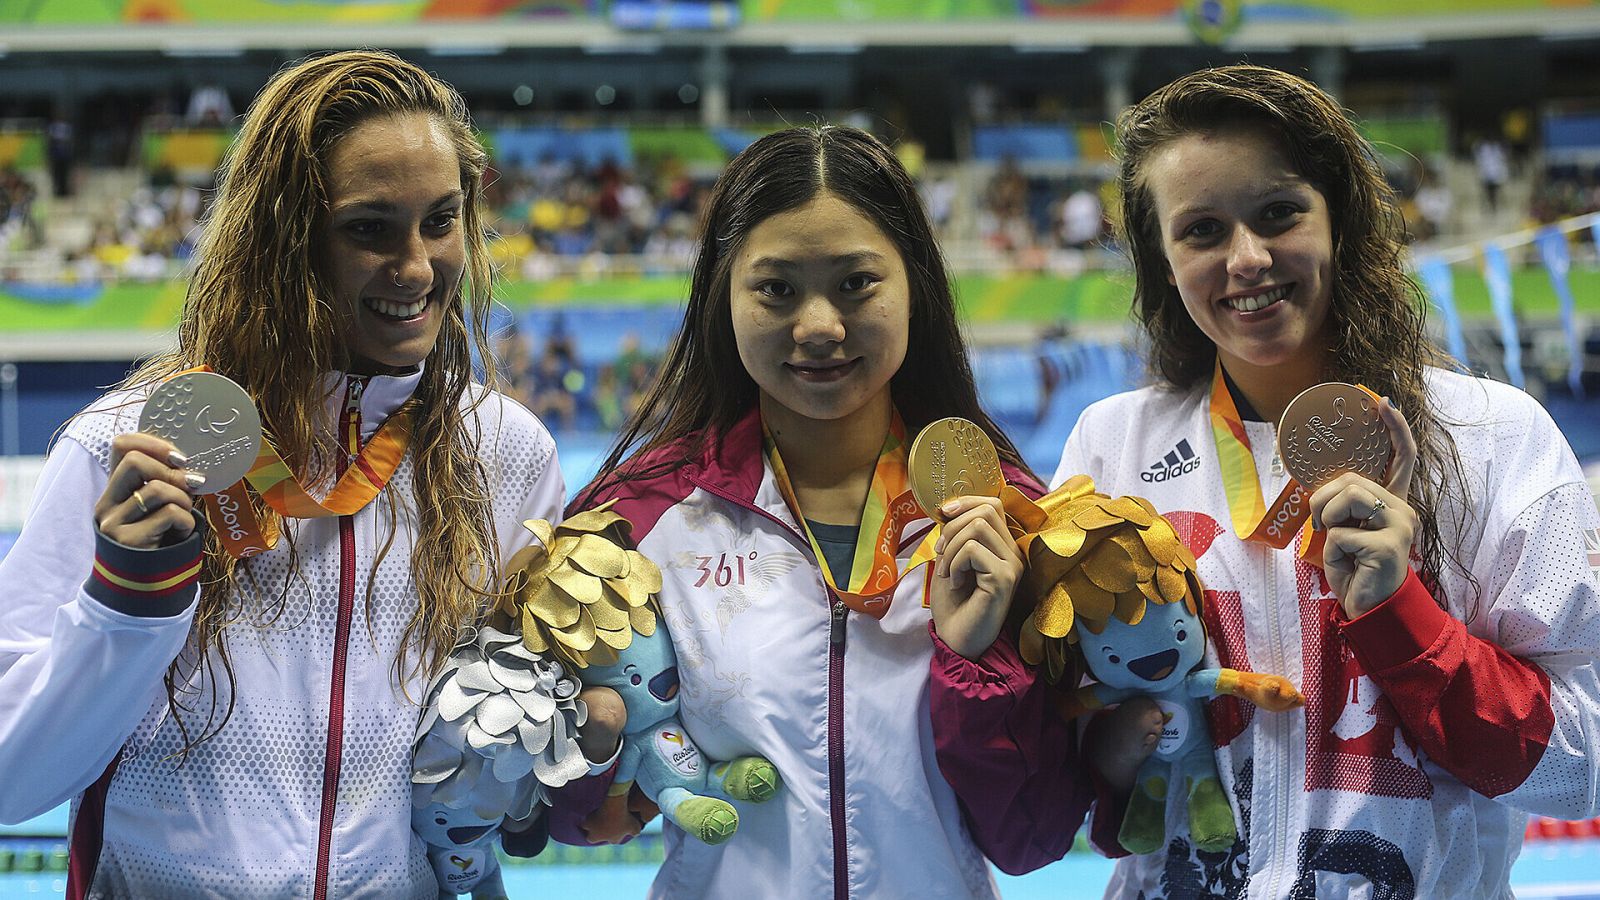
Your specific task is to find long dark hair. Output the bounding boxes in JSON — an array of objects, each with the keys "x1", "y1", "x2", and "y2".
[
  {"x1": 580, "y1": 125, "x2": 1028, "y2": 505},
  {"x1": 1114, "y1": 64, "x2": 1472, "y2": 606}
]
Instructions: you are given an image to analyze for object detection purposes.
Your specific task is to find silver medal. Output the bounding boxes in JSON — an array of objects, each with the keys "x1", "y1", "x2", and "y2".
[{"x1": 139, "y1": 372, "x2": 263, "y2": 493}]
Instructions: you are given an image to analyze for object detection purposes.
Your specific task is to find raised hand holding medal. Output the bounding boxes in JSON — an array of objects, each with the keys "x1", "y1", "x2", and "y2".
[
  {"x1": 908, "y1": 417, "x2": 1006, "y2": 521},
  {"x1": 1279, "y1": 383, "x2": 1420, "y2": 617},
  {"x1": 1275, "y1": 382, "x2": 1391, "y2": 492},
  {"x1": 97, "y1": 372, "x2": 262, "y2": 550},
  {"x1": 909, "y1": 417, "x2": 1027, "y2": 661},
  {"x1": 139, "y1": 372, "x2": 264, "y2": 493}
]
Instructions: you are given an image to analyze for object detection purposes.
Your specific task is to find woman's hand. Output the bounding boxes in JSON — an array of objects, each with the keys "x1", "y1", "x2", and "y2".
[
  {"x1": 1308, "y1": 397, "x2": 1420, "y2": 618},
  {"x1": 928, "y1": 495, "x2": 1026, "y2": 660},
  {"x1": 94, "y1": 433, "x2": 203, "y2": 549},
  {"x1": 1083, "y1": 696, "x2": 1163, "y2": 794},
  {"x1": 576, "y1": 686, "x2": 626, "y2": 763},
  {"x1": 573, "y1": 685, "x2": 661, "y2": 843},
  {"x1": 581, "y1": 787, "x2": 661, "y2": 845}
]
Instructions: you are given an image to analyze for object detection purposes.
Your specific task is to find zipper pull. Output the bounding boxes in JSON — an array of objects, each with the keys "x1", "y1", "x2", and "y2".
[
  {"x1": 1270, "y1": 446, "x2": 1284, "y2": 476},
  {"x1": 830, "y1": 601, "x2": 847, "y2": 647},
  {"x1": 344, "y1": 376, "x2": 367, "y2": 458}
]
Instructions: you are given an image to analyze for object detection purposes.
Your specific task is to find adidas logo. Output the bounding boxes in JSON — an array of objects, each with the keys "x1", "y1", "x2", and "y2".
[{"x1": 1141, "y1": 439, "x2": 1200, "y2": 482}]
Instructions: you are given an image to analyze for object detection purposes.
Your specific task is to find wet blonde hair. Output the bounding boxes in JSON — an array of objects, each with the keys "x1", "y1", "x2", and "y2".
[{"x1": 120, "y1": 50, "x2": 500, "y2": 748}]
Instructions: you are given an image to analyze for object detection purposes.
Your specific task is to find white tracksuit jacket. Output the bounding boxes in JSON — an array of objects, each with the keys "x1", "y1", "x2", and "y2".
[
  {"x1": 0, "y1": 371, "x2": 564, "y2": 899},
  {"x1": 1049, "y1": 368, "x2": 1600, "y2": 899},
  {"x1": 553, "y1": 408, "x2": 1013, "y2": 900}
]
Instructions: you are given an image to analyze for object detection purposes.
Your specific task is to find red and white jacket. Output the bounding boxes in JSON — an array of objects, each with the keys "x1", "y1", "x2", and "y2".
[
  {"x1": 550, "y1": 409, "x2": 1095, "y2": 899},
  {"x1": 0, "y1": 372, "x2": 565, "y2": 899},
  {"x1": 1038, "y1": 368, "x2": 1600, "y2": 899}
]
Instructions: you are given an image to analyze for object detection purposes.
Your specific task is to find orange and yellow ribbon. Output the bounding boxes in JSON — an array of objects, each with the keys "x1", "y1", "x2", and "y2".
[
  {"x1": 1207, "y1": 361, "x2": 1325, "y2": 563},
  {"x1": 173, "y1": 367, "x2": 414, "y2": 558},
  {"x1": 764, "y1": 413, "x2": 937, "y2": 619}
]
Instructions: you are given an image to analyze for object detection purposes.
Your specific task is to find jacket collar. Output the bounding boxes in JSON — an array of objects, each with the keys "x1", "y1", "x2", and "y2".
[
  {"x1": 685, "y1": 406, "x2": 1044, "y2": 530},
  {"x1": 689, "y1": 407, "x2": 769, "y2": 506},
  {"x1": 318, "y1": 368, "x2": 425, "y2": 443}
]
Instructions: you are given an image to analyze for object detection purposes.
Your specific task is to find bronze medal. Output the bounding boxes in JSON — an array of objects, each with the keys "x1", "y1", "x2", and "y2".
[
  {"x1": 140, "y1": 372, "x2": 263, "y2": 493},
  {"x1": 1276, "y1": 382, "x2": 1391, "y2": 490},
  {"x1": 908, "y1": 417, "x2": 1005, "y2": 520}
]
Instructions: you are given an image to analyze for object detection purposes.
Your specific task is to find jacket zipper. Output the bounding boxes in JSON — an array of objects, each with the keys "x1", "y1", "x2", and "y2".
[
  {"x1": 828, "y1": 596, "x2": 849, "y2": 900},
  {"x1": 313, "y1": 376, "x2": 364, "y2": 900},
  {"x1": 1261, "y1": 433, "x2": 1292, "y2": 900},
  {"x1": 691, "y1": 475, "x2": 853, "y2": 898}
]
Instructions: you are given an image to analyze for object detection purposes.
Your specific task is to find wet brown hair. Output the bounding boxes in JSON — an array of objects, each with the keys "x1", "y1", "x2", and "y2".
[
  {"x1": 120, "y1": 50, "x2": 500, "y2": 748},
  {"x1": 1114, "y1": 64, "x2": 1471, "y2": 607}
]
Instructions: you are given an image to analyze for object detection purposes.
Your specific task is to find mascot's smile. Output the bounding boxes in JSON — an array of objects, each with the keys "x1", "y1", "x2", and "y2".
[
  {"x1": 447, "y1": 823, "x2": 494, "y2": 844},
  {"x1": 1129, "y1": 649, "x2": 1180, "y2": 682},
  {"x1": 650, "y1": 667, "x2": 680, "y2": 702}
]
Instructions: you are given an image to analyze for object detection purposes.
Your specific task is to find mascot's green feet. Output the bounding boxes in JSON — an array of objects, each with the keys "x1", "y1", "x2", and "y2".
[
  {"x1": 1187, "y1": 774, "x2": 1236, "y2": 852},
  {"x1": 675, "y1": 797, "x2": 740, "y2": 845},
  {"x1": 715, "y1": 757, "x2": 782, "y2": 803},
  {"x1": 1119, "y1": 774, "x2": 1167, "y2": 855},
  {"x1": 1117, "y1": 773, "x2": 1237, "y2": 854}
]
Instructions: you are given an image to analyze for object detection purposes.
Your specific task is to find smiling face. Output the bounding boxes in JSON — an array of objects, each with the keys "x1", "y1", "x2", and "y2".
[
  {"x1": 1145, "y1": 126, "x2": 1335, "y2": 391},
  {"x1": 1079, "y1": 599, "x2": 1205, "y2": 694},
  {"x1": 412, "y1": 800, "x2": 501, "y2": 849},
  {"x1": 318, "y1": 112, "x2": 465, "y2": 375},
  {"x1": 586, "y1": 626, "x2": 681, "y2": 728},
  {"x1": 729, "y1": 192, "x2": 911, "y2": 433}
]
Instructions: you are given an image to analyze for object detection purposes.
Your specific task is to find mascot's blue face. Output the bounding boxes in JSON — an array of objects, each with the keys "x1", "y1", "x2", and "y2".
[
  {"x1": 413, "y1": 801, "x2": 500, "y2": 849},
  {"x1": 583, "y1": 626, "x2": 681, "y2": 726},
  {"x1": 1078, "y1": 600, "x2": 1204, "y2": 693}
]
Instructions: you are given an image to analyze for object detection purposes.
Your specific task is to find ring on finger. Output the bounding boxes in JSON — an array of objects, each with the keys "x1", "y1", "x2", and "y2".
[
  {"x1": 1360, "y1": 497, "x2": 1387, "y2": 529},
  {"x1": 132, "y1": 488, "x2": 150, "y2": 517}
]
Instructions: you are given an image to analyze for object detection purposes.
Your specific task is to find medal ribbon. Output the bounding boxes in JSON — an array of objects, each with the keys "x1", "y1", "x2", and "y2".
[
  {"x1": 1207, "y1": 361, "x2": 1325, "y2": 562},
  {"x1": 171, "y1": 367, "x2": 414, "y2": 558},
  {"x1": 764, "y1": 413, "x2": 937, "y2": 619}
]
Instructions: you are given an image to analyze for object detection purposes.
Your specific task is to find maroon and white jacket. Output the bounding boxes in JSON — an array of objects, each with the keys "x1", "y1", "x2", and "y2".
[
  {"x1": 0, "y1": 372, "x2": 565, "y2": 899},
  {"x1": 1028, "y1": 368, "x2": 1600, "y2": 899},
  {"x1": 550, "y1": 408, "x2": 1096, "y2": 899}
]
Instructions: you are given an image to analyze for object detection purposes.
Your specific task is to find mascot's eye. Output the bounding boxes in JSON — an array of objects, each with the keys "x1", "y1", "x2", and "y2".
[
  {"x1": 630, "y1": 674, "x2": 642, "y2": 686},
  {"x1": 1108, "y1": 655, "x2": 1121, "y2": 665},
  {"x1": 435, "y1": 816, "x2": 447, "y2": 826},
  {"x1": 1177, "y1": 629, "x2": 1188, "y2": 641}
]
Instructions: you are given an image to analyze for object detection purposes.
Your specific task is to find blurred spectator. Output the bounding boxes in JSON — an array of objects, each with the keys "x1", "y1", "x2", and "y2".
[
  {"x1": 1531, "y1": 163, "x2": 1600, "y2": 227},
  {"x1": 896, "y1": 135, "x2": 926, "y2": 180},
  {"x1": 1412, "y1": 164, "x2": 1453, "y2": 241},
  {"x1": 494, "y1": 319, "x2": 534, "y2": 390},
  {"x1": 186, "y1": 84, "x2": 235, "y2": 127},
  {"x1": 1057, "y1": 181, "x2": 1104, "y2": 249},
  {"x1": 979, "y1": 158, "x2": 1033, "y2": 255},
  {"x1": 1501, "y1": 107, "x2": 1533, "y2": 173},
  {"x1": 46, "y1": 114, "x2": 74, "y2": 198},
  {"x1": 524, "y1": 334, "x2": 584, "y2": 432},
  {"x1": 921, "y1": 172, "x2": 957, "y2": 236},
  {"x1": 612, "y1": 332, "x2": 659, "y2": 419},
  {"x1": 1474, "y1": 137, "x2": 1510, "y2": 213},
  {"x1": 0, "y1": 169, "x2": 41, "y2": 250}
]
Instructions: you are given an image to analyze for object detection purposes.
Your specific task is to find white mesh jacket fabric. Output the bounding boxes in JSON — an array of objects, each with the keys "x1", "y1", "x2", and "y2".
[{"x1": 0, "y1": 373, "x2": 564, "y2": 899}]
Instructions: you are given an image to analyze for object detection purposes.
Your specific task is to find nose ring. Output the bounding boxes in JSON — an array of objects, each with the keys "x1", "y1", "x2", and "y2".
[{"x1": 392, "y1": 272, "x2": 408, "y2": 290}]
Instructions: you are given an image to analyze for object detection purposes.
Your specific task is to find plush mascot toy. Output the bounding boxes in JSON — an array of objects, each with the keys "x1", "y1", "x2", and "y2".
[
  {"x1": 1013, "y1": 476, "x2": 1305, "y2": 854},
  {"x1": 410, "y1": 619, "x2": 590, "y2": 898},
  {"x1": 505, "y1": 502, "x2": 782, "y2": 845}
]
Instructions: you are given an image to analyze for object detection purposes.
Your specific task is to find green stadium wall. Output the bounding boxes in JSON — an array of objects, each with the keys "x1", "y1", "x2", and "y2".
[{"x1": 0, "y1": 268, "x2": 1589, "y2": 335}]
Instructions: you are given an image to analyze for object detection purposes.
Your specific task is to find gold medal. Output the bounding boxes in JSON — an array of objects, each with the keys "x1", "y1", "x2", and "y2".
[
  {"x1": 140, "y1": 371, "x2": 263, "y2": 493},
  {"x1": 908, "y1": 417, "x2": 1004, "y2": 520},
  {"x1": 1276, "y1": 382, "x2": 1391, "y2": 491}
]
